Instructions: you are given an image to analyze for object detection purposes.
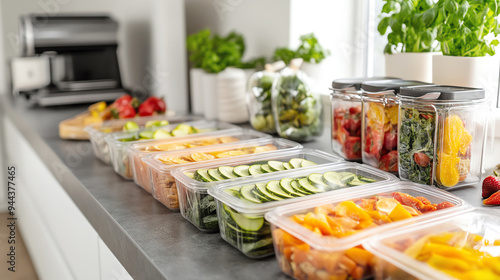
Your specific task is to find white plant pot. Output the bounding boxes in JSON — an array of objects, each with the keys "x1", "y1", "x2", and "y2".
[
  {"x1": 301, "y1": 59, "x2": 332, "y2": 93},
  {"x1": 385, "y1": 52, "x2": 439, "y2": 83},
  {"x1": 201, "y1": 72, "x2": 218, "y2": 120},
  {"x1": 432, "y1": 54, "x2": 500, "y2": 171},
  {"x1": 189, "y1": 68, "x2": 205, "y2": 115}
]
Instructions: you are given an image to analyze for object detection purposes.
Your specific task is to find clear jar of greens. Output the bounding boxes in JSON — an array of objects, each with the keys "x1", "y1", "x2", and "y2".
[
  {"x1": 397, "y1": 85, "x2": 487, "y2": 189},
  {"x1": 272, "y1": 60, "x2": 323, "y2": 142},
  {"x1": 246, "y1": 62, "x2": 285, "y2": 133}
]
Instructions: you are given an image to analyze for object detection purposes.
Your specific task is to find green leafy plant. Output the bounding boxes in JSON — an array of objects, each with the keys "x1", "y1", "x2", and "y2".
[
  {"x1": 186, "y1": 29, "x2": 265, "y2": 73},
  {"x1": 273, "y1": 33, "x2": 330, "y2": 64},
  {"x1": 378, "y1": 0, "x2": 441, "y2": 54},
  {"x1": 435, "y1": 0, "x2": 500, "y2": 56}
]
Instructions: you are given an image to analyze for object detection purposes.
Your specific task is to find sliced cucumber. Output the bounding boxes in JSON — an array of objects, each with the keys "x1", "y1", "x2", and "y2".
[
  {"x1": 240, "y1": 185, "x2": 261, "y2": 204},
  {"x1": 249, "y1": 165, "x2": 264, "y2": 175},
  {"x1": 340, "y1": 172, "x2": 357, "y2": 184},
  {"x1": 223, "y1": 187, "x2": 241, "y2": 197},
  {"x1": 194, "y1": 169, "x2": 212, "y2": 182},
  {"x1": 298, "y1": 178, "x2": 322, "y2": 194},
  {"x1": 241, "y1": 237, "x2": 273, "y2": 254},
  {"x1": 279, "y1": 178, "x2": 303, "y2": 197},
  {"x1": 184, "y1": 171, "x2": 195, "y2": 179},
  {"x1": 251, "y1": 189, "x2": 270, "y2": 202},
  {"x1": 301, "y1": 159, "x2": 317, "y2": 167},
  {"x1": 123, "y1": 121, "x2": 140, "y2": 131},
  {"x1": 208, "y1": 169, "x2": 225, "y2": 181},
  {"x1": 218, "y1": 166, "x2": 238, "y2": 179},
  {"x1": 233, "y1": 165, "x2": 250, "y2": 177},
  {"x1": 308, "y1": 173, "x2": 328, "y2": 187},
  {"x1": 266, "y1": 180, "x2": 294, "y2": 199},
  {"x1": 289, "y1": 158, "x2": 304, "y2": 169},
  {"x1": 291, "y1": 180, "x2": 310, "y2": 195},
  {"x1": 152, "y1": 129, "x2": 171, "y2": 139},
  {"x1": 323, "y1": 171, "x2": 344, "y2": 188},
  {"x1": 139, "y1": 131, "x2": 154, "y2": 139},
  {"x1": 172, "y1": 124, "x2": 193, "y2": 136},
  {"x1": 224, "y1": 205, "x2": 264, "y2": 231},
  {"x1": 358, "y1": 176, "x2": 377, "y2": 183},
  {"x1": 255, "y1": 182, "x2": 283, "y2": 201},
  {"x1": 268, "y1": 161, "x2": 285, "y2": 171},
  {"x1": 260, "y1": 164, "x2": 273, "y2": 173},
  {"x1": 283, "y1": 162, "x2": 293, "y2": 170},
  {"x1": 347, "y1": 177, "x2": 367, "y2": 187}
]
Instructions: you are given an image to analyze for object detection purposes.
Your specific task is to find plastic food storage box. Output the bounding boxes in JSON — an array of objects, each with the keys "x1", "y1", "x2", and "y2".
[
  {"x1": 142, "y1": 138, "x2": 302, "y2": 210},
  {"x1": 130, "y1": 129, "x2": 272, "y2": 194},
  {"x1": 363, "y1": 210, "x2": 498, "y2": 280},
  {"x1": 104, "y1": 120, "x2": 240, "y2": 179},
  {"x1": 171, "y1": 148, "x2": 344, "y2": 232},
  {"x1": 86, "y1": 115, "x2": 201, "y2": 164},
  {"x1": 207, "y1": 162, "x2": 399, "y2": 258},
  {"x1": 330, "y1": 77, "x2": 397, "y2": 161},
  {"x1": 265, "y1": 181, "x2": 470, "y2": 280},
  {"x1": 397, "y1": 86, "x2": 487, "y2": 189},
  {"x1": 360, "y1": 80, "x2": 430, "y2": 173}
]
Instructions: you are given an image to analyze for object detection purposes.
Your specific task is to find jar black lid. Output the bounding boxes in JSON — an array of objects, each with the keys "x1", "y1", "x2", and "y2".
[
  {"x1": 331, "y1": 77, "x2": 398, "y2": 90},
  {"x1": 399, "y1": 85, "x2": 485, "y2": 100},
  {"x1": 361, "y1": 79, "x2": 432, "y2": 93}
]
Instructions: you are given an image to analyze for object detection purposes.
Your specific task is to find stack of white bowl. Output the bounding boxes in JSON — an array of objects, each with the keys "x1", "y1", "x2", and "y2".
[{"x1": 216, "y1": 68, "x2": 249, "y2": 123}]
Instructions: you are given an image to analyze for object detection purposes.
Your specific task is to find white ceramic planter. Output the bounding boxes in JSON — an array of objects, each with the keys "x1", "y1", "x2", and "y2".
[
  {"x1": 301, "y1": 60, "x2": 332, "y2": 93},
  {"x1": 201, "y1": 72, "x2": 218, "y2": 120},
  {"x1": 189, "y1": 68, "x2": 204, "y2": 115},
  {"x1": 432, "y1": 55, "x2": 500, "y2": 171},
  {"x1": 385, "y1": 52, "x2": 439, "y2": 83}
]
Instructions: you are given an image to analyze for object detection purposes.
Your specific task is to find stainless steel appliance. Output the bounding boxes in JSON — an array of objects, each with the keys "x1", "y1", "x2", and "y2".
[{"x1": 14, "y1": 14, "x2": 127, "y2": 106}]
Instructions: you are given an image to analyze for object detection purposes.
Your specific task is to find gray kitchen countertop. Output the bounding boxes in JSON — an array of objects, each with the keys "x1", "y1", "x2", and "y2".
[{"x1": 0, "y1": 94, "x2": 497, "y2": 280}]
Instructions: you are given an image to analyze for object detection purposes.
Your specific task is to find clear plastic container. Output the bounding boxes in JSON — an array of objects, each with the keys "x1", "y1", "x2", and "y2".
[
  {"x1": 360, "y1": 80, "x2": 430, "y2": 173},
  {"x1": 207, "y1": 162, "x2": 399, "y2": 258},
  {"x1": 130, "y1": 129, "x2": 272, "y2": 194},
  {"x1": 246, "y1": 62, "x2": 285, "y2": 133},
  {"x1": 330, "y1": 77, "x2": 397, "y2": 161},
  {"x1": 272, "y1": 61, "x2": 323, "y2": 142},
  {"x1": 171, "y1": 148, "x2": 344, "y2": 232},
  {"x1": 142, "y1": 138, "x2": 302, "y2": 210},
  {"x1": 265, "y1": 181, "x2": 471, "y2": 279},
  {"x1": 86, "y1": 115, "x2": 201, "y2": 164},
  {"x1": 105, "y1": 120, "x2": 240, "y2": 179},
  {"x1": 397, "y1": 86, "x2": 488, "y2": 188},
  {"x1": 364, "y1": 210, "x2": 499, "y2": 280}
]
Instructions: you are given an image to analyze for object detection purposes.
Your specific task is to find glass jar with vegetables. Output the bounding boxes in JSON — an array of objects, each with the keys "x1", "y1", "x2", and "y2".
[
  {"x1": 246, "y1": 61, "x2": 285, "y2": 133},
  {"x1": 360, "y1": 80, "x2": 430, "y2": 173},
  {"x1": 330, "y1": 77, "x2": 397, "y2": 161},
  {"x1": 397, "y1": 86, "x2": 487, "y2": 189},
  {"x1": 272, "y1": 59, "x2": 322, "y2": 142}
]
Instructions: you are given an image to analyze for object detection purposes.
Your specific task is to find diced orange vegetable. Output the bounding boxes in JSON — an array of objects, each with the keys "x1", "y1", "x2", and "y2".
[
  {"x1": 388, "y1": 203, "x2": 413, "y2": 221},
  {"x1": 345, "y1": 247, "x2": 373, "y2": 267}
]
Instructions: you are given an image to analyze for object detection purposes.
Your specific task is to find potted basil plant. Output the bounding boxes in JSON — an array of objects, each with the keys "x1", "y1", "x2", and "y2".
[
  {"x1": 378, "y1": 0, "x2": 441, "y2": 82},
  {"x1": 432, "y1": 0, "x2": 500, "y2": 99},
  {"x1": 273, "y1": 33, "x2": 330, "y2": 91}
]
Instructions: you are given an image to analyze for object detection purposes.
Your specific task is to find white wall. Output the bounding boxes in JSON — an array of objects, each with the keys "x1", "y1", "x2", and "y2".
[{"x1": 0, "y1": 0, "x2": 155, "y2": 93}]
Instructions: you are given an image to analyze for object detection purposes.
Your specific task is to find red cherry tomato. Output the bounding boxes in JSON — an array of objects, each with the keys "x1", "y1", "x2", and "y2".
[
  {"x1": 379, "y1": 150, "x2": 398, "y2": 172},
  {"x1": 118, "y1": 104, "x2": 136, "y2": 119},
  {"x1": 414, "y1": 152, "x2": 431, "y2": 167},
  {"x1": 344, "y1": 136, "x2": 361, "y2": 159},
  {"x1": 114, "y1": 94, "x2": 133, "y2": 107},
  {"x1": 138, "y1": 103, "x2": 155, "y2": 117}
]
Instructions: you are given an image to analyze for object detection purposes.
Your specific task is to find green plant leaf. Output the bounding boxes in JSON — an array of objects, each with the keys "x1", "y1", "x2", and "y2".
[
  {"x1": 378, "y1": 17, "x2": 391, "y2": 35},
  {"x1": 422, "y1": 6, "x2": 438, "y2": 26},
  {"x1": 458, "y1": 1, "x2": 470, "y2": 19},
  {"x1": 444, "y1": 0, "x2": 457, "y2": 14}
]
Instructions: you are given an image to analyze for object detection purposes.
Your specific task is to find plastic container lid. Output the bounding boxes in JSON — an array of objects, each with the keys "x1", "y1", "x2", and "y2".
[
  {"x1": 172, "y1": 148, "x2": 344, "y2": 192},
  {"x1": 361, "y1": 79, "x2": 431, "y2": 93},
  {"x1": 208, "y1": 162, "x2": 398, "y2": 215},
  {"x1": 331, "y1": 77, "x2": 398, "y2": 90},
  {"x1": 399, "y1": 85, "x2": 486, "y2": 101},
  {"x1": 265, "y1": 181, "x2": 471, "y2": 251},
  {"x1": 363, "y1": 210, "x2": 495, "y2": 280}
]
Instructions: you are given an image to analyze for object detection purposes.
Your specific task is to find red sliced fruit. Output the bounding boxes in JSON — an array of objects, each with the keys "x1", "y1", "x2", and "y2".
[
  {"x1": 383, "y1": 130, "x2": 397, "y2": 151},
  {"x1": 483, "y1": 190, "x2": 500, "y2": 205},
  {"x1": 344, "y1": 136, "x2": 361, "y2": 159},
  {"x1": 379, "y1": 151, "x2": 398, "y2": 172},
  {"x1": 348, "y1": 106, "x2": 362, "y2": 115},
  {"x1": 414, "y1": 152, "x2": 431, "y2": 167},
  {"x1": 436, "y1": 201, "x2": 455, "y2": 210}
]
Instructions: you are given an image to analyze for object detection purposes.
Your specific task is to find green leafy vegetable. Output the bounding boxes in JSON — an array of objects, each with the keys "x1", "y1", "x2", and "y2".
[
  {"x1": 378, "y1": 0, "x2": 440, "y2": 54},
  {"x1": 435, "y1": 0, "x2": 500, "y2": 56},
  {"x1": 186, "y1": 29, "x2": 265, "y2": 73},
  {"x1": 273, "y1": 33, "x2": 330, "y2": 64},
  {"x1": 248, "y1": 73, "x2": 276, "y2": 133},
  {"x1": 399, "y1": 107, "x2": 436, "y2": 185}
]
